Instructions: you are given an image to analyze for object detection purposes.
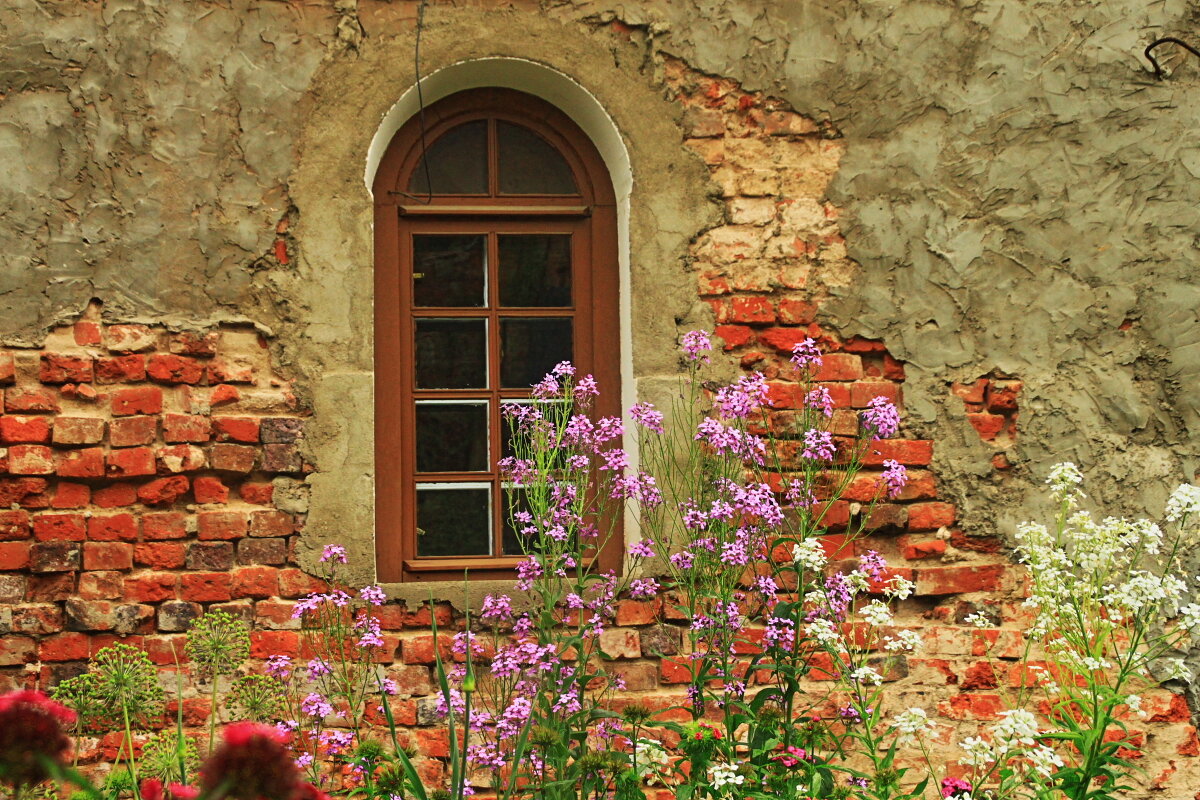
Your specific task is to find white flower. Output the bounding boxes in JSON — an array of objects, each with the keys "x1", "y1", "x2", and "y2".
[
  {"x1": 860, "y1": 601, "x2": 893, "y2": 627},
  {"x1": 1165, "y1": 484, "x2": 1200, "y2": 522},
  {"x1": 1181, "y1": 603, "x2": 1200, "y2": 629},
  {"x1": 963, "y1": 612, "x2": 993, "y2": 628},
  {"x1": 1124, "y1": 694, "x2": 1147, "y2": 720},
  {"x1": 891, "y1": 707, "x2": 935, "y2": 741},
  {"x1": 1163, "y1": 659, "x2": 1193, "y2": 682},
  {"x1": 883, "y1": 630, "x2": 922, "y2": 653},
  {"x1": 885, "y1": 574, "x2": 915, "y2": 600},
  {"x1": 792, "y1": 539, "x2": 827, "y2": 571},
  {"x1": 992, "y1": 709, "x2": 1040, "y2": 752},
  {"x1": 958, "y1": 735, "x2": 994, "y2": 768},
  {"x1": 633, "y1": 738, "x2": 670, "y2": 784},
  {"x1": 1026, "y1": 744, "x2": 1064, "y2": 778},
  {"x1": 709, "y1": 762, "x2": 744, "y2": 791},
  {"x1": 1046, "y1": 462, "x2": 1085, "y2": 506},
  {"x1": 849, "y1": 667, "x2": 883, "y2": 685},
  {"x1": 805, "y1": 618, "x2": 845, "y2": 652}
]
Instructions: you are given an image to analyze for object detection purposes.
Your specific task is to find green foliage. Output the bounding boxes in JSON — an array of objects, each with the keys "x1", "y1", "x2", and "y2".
[
  {"x1": 139, "y1": 730, "x2": 200, "y2": 786},
  {"x1": 184, "y1": 611, "x2": 251, "y2": 680},
  {"x1": 91, "y1": 644, "x2": 164, "y2": 726},
  {"x1": 226, "y1": 674, "x2": 285, "y2": 723},
  {"x1": 51, "y1": 673, "x2": 111, "y2": 733}
]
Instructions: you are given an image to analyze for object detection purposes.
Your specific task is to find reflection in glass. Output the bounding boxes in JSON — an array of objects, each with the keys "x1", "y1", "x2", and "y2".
[
  {"x1": 500, "y1": 318, "x2": 573, "y2": 388},
  {"x1": 413, "y1": 235, "x2": 486, "y2": 307},
  {"x1": 497, "y1": 122, "x2": 578, "y2": 195},
  {"x1": 415, "y1": 319, "x2": 487, "y2": 389},
  {"x1": 415, "y1": 402, "x2": 489, "y2": 473},
  {"x1": 407, "y1": 121, "x2": 488, "y2": 195},
  {"x1": 416, "y1": 485, "x2": 491, "y2": 556},
  {"x1": 499, "y1": 235, "x2": 572, "y2": 307}
]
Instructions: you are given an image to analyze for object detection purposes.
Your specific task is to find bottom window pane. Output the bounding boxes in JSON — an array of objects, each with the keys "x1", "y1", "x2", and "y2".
[
  {"x1": 416, "y1": 485, "x2": 491, "y2": 557},
  {"x1": 501, "y1": 487, "x2": 532, "y2": 556}
]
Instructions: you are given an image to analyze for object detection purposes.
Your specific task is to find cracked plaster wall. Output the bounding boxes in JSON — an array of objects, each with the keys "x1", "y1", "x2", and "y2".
[{"x1": 2, "y1": 0, "x2": 1200, "y2": 566}]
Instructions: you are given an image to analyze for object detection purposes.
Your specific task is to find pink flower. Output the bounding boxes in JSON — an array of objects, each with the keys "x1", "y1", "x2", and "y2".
[
  {"x1": 881, "y1": 458, "x2": 908, "y2": 498},
  {"x1": 629, "y1": 402, "x2": 664, "y2": 433},
  {"x1": 790, "y1": 338, "x2": 823, "y2": 371},
  {"x1": 805, "y1": 385, "x2": 834, "y2": 417},
  {"x1": 861, "y1": 396, "x2": 900, "y2": 439},
  {"x1": 629, "y1": 578, "x2": 660, "y2": 599},
  {"x1": 801, "y1": 429, "x2": 836, "y2": 462},
  {"x1": 201, "y1": 722, "x2": 300, "y2": 800},
  {"x1": 0, "y1": 690, "x2": 76, "y2": 790},
  {"x1": 320, "y1": 544, "x2": 347, "y2": 564},
  {"x1": 681, "y1": 330, "x2": 712, "y2": 362}
]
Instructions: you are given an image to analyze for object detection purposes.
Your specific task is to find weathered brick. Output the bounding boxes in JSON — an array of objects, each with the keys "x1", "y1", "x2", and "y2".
[
  {"x1": 169, "y1": 331, "x2": 219, "y2": 357},
  {"x1": 210, "y1": 443, "x2": 256, "y2": 472},
  {"x1": 157, "y1": 601, "x2": 201, "y2": 633},
  {"x1": 210, "y1": 384, "x2": 240, "y2": 406},
  {"x1": 40, "y1": 354, "x2": 93, "y2": 384},
  {"x1": 29, "y1": 541, "x2": 81, "y2": 573},
  {"x1": 0, "y1": 636, "x2": 37, "y2": 666},
  {"x1": 207, "y1": 359, "x2": 254, "y2": 383},
  {"x1": 113, "y1": 603, "x2": 155, "y2": 635},
  {"x1": 5, "y1": 387, "x2": 59, "y2": 413},
  {"x1": 908, "y1": 502, "x2": 957, "y2": 531},
  {"x1": 598, "y1": 628, "x2": 640, "y2": 659},
  {"x1": 212, "y1": 416, "x2": 260, "y2": 443},
  {"x1": 37, "y1": 632, "x2": 89, "y2": 662},
  {"x1": 106, "y1": 324, "x2": 157, "y2": 353},
  {"x1": 107, "y1": 447, "x2": 156, "y2": 477},
  {"x1": 137, "y1": 476, "x2": 190, "y2": 506},
  {"x1": 109, "y1": 416, "x2": 158, "y2": 447},
  {"x1": 26, "y1": 573, "x2": 74, "y2": 601},
  {"x1": 92, "y1": 482, "x2": 138, "y2": 507},
  {"x1": 260, "y1": 418, "x2": 304, "y2": 443},
  {"x1": 262, "y1": 444, "x2": 301, "y2": 473},
  {"x1": 52, "y1": 417, "x2": 105, "y2": 445},
  {"x1": 0, "y1": 478, "x2": 48, "y2": 506},
  {"x1": 83, "y1": 542, "x2": 134, "y2": 571},
  {"x1": 277, "y1": 568, "x2": 326, "y2": 598},
  {"x1": 95, "y1": 355, "x2": 147, "y2": 384},
  {"x1": 728, "y1": 296, "x2": 775, "y2": 324},
  {"x1": 0, "y1": 355, "x2": 12, "y2": 386},
  {"x1": 10, "y1": 603, "x2": 64, "y2": 635},
  {"x1": 9, "y1": 445, "x2": 54, "y2": 474},
  {"x1": 238, "y1": 482, "x2": 273, "y2": 505},
  {"x1": 79, "y1": 571, "x2": 124, "y2": 600},
  {"x1": 193, "y1": 476, "x2": 229, "y2": 504},
  {"x1": 231, "y1": 566, "x2": 278, "y2": 598},
  {"x1": 186, "y1": 542, "x2": 234, "y2": 571},
  {"x1": 861, "y1": 439, "x2": 933, "y2": 466},
  {"x1": 181, "y1": 572, "x2": 232, "y2": 602},
  {"x1": 55, "y1": 447, "x2": 105, "y2": 478},
  {"x1": 64, "y1": 599, "x2": 115, "y2": 632},
  {"x1": 249, "y1": 630, "x2": 300, "y2": 658},
  {"x1": 902, "y1": 539, "x2": 948, "y2": 560},
  {"x1": 156, "y1": 445, "x2": 206, "y2": 473},
  {"x1": 639, "y1": 625, "x2": 682, "y2": 657},
  {"x1": 237, "y1": 537, "x2": 288, "y2": 565},
  {"x1": 51, "y1": 482, "x2": 90, "y2": 509},
  {"x1": 147, "y1": 354, "x2": 204, "y2": 384},
  {"x1": 967, "y1": 412, "x2": 1006, "y2": 441},
  {"x1": 247, "y1": 511, "x2": 293, "y2": 539},
  {"x1": 0, "y1": 511, "x2": 30, "y2": 541},
  {"x1": 198, "y1": 511, "x2": 247, "y2": 541},
  {"x1": 163, "y1": 413, "x2": 211, "y2": 443},
  {"x1": 33, "y1": 514, "x2": 87, "y2": 542},
  {"x1": 111, "y1": 387, "x2": 163, "y2": 416},
  {"x1": 133, "y1": 542, "x2": 186, "y2": 570},
  {"x1": 0, "y1": 542, "x2": 31, "y2": 570},
  {"x1": 916, "y1": 564, "x2": 1007, "y2": 596},
  {"x1": 124, "y1": 573, "x2": 178, "y2": 603},
  {"x1": 141, "y1": 512, "x2": 187, "y2": 540}
]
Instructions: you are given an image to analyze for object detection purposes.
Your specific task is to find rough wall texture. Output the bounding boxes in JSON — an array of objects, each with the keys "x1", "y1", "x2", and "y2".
[{"x1": 3, "y1": 0, "x2": 1200, "y2": 794}]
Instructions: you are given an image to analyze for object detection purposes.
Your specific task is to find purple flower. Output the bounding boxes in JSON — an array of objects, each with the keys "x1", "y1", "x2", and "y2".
[
  {"x1": 379, "y1": 678, "x2": 398, "y2": 696},
  {"x1": 320, "y1": 544, "x2": 347, "y2": 564},
  {"x1": 301, "y1": 693, "x2": 333, "y2": 719},
  {"x1": 498, "y1": 456, "x2": 535, "y2": 486},
  {"x1": 480, "y1": 594, "x2": 514, "y2": 621},
  {"x1": 790, "y1": 338, "x2": 823, "y2": 371},
  {"x1": 805, "y1": 385, "x2": 834, "y2": 417},
  {"x1": 601, "y1": 448, "x2": 629, "y2": 471},
  {"x1": 861, "y1": 396, "x2": 900, "y2": 440},
  {"x1": 681, "y1": 330, "x2": 713, "y2": 362},
  {"x1": 306, "y1": 659, "x2": 332, "y2": 679},
  {"x1": 629, "y1": 578, "x2": 660, "y2": 599},
  {"x1": 628, "y1": 539, "x2": 655, "y2": 559},
  {"x1": 801, "y1": 429, "x2": 836, "y2": 462},
  {"x1": 531, "y1": 373, "x2": 561, "y2": 398},
  {"x1": 714, "y1": 372, "x2": 769, "y2": 419},
  {"x1": 858, "y1": 550, "x2": 888, "y2": 582},
  {"x1": 265, "y1": 655, "x2": 293, "y2": 680},
  {"x1": 881, "y1": 459, "x2": 908, "y2": 498},
  {"x1": 670, "y1": 551, "x2": 695, "y2": 571},
  {"x1": 574, "y1": 374, "x2": 599, "y2": 401},
  {"x1": 629, "y1": 402, "x2": 664, "y2": 433},
  {"x1": 358, "y1": 585, "x2": 386, "y2": 606}
]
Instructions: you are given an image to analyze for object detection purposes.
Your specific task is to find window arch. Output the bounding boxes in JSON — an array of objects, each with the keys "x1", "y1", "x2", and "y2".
[{"x1": 373, "y1": 88, "x2": 620, "y2": 583}]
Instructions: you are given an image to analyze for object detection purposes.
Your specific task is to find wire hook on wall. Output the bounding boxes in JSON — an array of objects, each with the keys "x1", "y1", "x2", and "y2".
[{"x1": 1144, "y1": 37, "x2": 1200, "y2": 79}]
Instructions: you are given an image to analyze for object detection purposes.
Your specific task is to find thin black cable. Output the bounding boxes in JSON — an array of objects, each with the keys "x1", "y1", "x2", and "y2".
[
  {"x1": 1145, "y1": 37, "x2": 1200, "y2": 79},
  {"x1": 413, "y1": 0, "x2": 433, "y2": 203}
]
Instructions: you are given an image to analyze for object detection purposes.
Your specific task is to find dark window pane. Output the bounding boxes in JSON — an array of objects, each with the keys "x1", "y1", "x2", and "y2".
[
  {"x1": 497, "y1": 122, "x2": 578, "y2": 195},
  {"x1": 416, "y1": 486, "x2": 491, "y2": 556},
  {"x1": 415, "y1": 319, "x2": 487, "y2": 389},
  {"x1": 407, "y1": 121, "x2": 488, "y2": 195},
  {"x1": 415, "y1": 402, "x2": 489, "y2": 473},
  {"x1": 413, "y1": 235, "x2": 486, "y2": 307},
  {"x1": 501, "y1": 487, "x2": 532, "y2": 556},
  {"x1": 500, "y1": 318, "x2": 573, "y2": 389},
  {"x1": 499, "y1": 235, "x2": 572, "y2": 307}
]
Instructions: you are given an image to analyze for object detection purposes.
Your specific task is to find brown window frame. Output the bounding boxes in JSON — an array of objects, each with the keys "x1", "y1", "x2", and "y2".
[{"x1": 374, "y1": 88, "x2": 621, "y2": 584}]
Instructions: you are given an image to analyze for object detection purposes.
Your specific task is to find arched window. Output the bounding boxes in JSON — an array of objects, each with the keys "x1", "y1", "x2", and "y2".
[{"x1": 373, "y1": 89, "x2": 620, "y2": 583}]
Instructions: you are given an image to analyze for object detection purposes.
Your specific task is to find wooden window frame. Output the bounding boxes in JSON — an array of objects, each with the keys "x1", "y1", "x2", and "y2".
[{"x1": 373, "y1": 89, "x2": 620, "y2": 583}]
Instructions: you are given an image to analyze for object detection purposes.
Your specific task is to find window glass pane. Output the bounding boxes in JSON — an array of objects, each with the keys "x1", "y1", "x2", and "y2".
[
  {"x1": 500, "y1": 318, "x2": 573, "y2": 389},
  {"x1": 497, "y1": 122, "x2": 578, "y2": 195},
  {"x1": 407, "y1": 121, "x2": 488, "y2": 195},
  {"x1": 499, "y1": 235, "x2": 572, "y2": 307},
  {"x1": 413, "y1": 235, "x2": 486, "y2": 307},
  {"x1": 502, "y1": 487, "x2": 532, "y2": 556},
  {"x1": 416, "y1": 485, "x2": 491, "y2": 556},
  {"x1": 415, "y1": 319, "x2": 487, "y2": 389},
  {"x1": 415, "y1": 402, "x2": 489, "y2": 473}
]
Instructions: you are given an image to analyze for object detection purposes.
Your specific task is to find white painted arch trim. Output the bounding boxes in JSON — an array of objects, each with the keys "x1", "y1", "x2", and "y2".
[{"x1": 365, "y1": 57, "x2": 641, "y2": 544}]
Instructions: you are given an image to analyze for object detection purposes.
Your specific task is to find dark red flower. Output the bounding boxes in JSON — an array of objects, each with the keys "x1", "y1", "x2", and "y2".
[
  {"x1": 169, "y1": 783, "x2": 201, "y2": 800},
  {"x1": 0, "y1": 690, "x2": 76, "y2": 790},
  {"x1": 200, "y1": 722, "x2": 300, "y2": 800},
  {"x1": 291, "y1": 783, "x2": 331, "y2": 800}
]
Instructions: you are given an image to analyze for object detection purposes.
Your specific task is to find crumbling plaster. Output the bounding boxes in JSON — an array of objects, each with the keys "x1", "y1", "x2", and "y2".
[{"x1": 2, "y1": 0, "x2": 1200, "y2": 586}]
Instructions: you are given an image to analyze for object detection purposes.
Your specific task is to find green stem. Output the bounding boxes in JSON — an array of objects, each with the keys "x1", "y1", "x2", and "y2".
[
  {"x1": 122, "y1": 702, "x2": 141, "y2": 799},
  {"x1": 208, "y1": 674, "x2": 219, "y2": 756}
]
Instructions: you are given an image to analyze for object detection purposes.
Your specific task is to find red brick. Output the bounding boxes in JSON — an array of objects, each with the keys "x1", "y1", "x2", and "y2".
[
  {"x1": 659, "y1": 657, "x2": 693, "y2": 684},
  {"x1": 850, "y1": 381, "x2": 901, "y2": 408},
  {"x1": 987, "y1": 381, "x2": 1021, "y2": 413},
  {"x1": 74, "y1": 320, "x2": 102, "y2": 346},
  {"x1": 124, "y1": 573, "x2": 178, "y2": 603},
  {"x1": 105, "y1": 324, "x2": 156, "y2": 353},
  {"x1": 951, "y1": 379, "x2": 988, "y2": 405},
  {"x1": 0, "y1": 542, "x2": 31, "y2": 570},
  {"x1": 895, "y1": 470, "x2": 938, "y2": 501},
  {"x1": 111, "y1": 387, "x2": 162, "y2": 416},
  {"x1": 0, "y1": 511, "x2": 30, "y2": 541},
  {"x1": 714, "y1": 324, "x2": 753, "y2": 350},
  {"x1": 193, "y1": 476, "x2": 229, "y2": 504},
  {"x1": 198, "y1": 511, "x2": 247, "y2": 541},
  {"x1": 212, "y1": 417, "x2": 260, "y2": 443},
  {"x1": 777, "y1": 298, "x2": 817, "y2": 325},
  {"x1": 967, "y1": 412, "x2": 1006, "y2": 442},
  {"x1": 37, "y1": 633, "x2": 89, "y2": 662},
  {"x1": 210, "y1": 443, "x2": 256, "y2": 472},
  {"x1": 616, "y1": 599, "x2": 660, "y2": 626},
  {"x1": 211, "y1": 384, "x2": 240, "y2": 406},
  {"x1": 88, "y1": 514, "x2": 138, "y2": 542},
  {"x1": 916, "y1": 564, "x2": 1007, "y2": 596},
  {"x1": 170, "y1": 331, "x2": 219, "y2": 357},
  {"x1": 83, "y1": 542, "x2": 134, "y2": 571},
  {"x1": 51, "y1": 482, "x2": 90, "y2": 509},
  {"x1": 40, "y1": 353, "x2": 93, "y2": 384},
  {"x1": 277, "y1": 568, "x2": 326, "y2": 598},
  {"x1": 902, "y1": 539, "x2": 947, "y2": 560},
  {"x1": 92, "y1": 482, "x2": 138, "y2": 508},
  {"x1": 109, "y1": 416, "x2": 158, "y2": 447},
  {"x1": 0, "y1": 417, "x2": 50, "y2": 444},
  {"x1": 907, "y1": 502, "x2": 957, "y2": 531},
  {"x1": 814, "y1": 353, "x2": 864, "y2": 382},
  {"x1": 232, "y1": 566, "x2": 278, "y2": 598},
  {"x1": 25, "y1": 573, "x2": 74, "y2": 601},
  {"x1": 400, "y1": 634, "x2": 453, "y2": 665},
  {"x1": 60, "y1": 383, "x2": 100, "y2": 403},
  {"x1": 5, "y1": 388, "x2": 59, "y2": 413},
  {"x1": 757, "y1": 326, "x2": 811, "y2": 355},
  {"x1": 728, "y1": 296, "x2": 775, "y2": 324},
  {"x1": 142, "y1": 635, "x2": 188, "y2": 665},
  {"x1": 52, "y1": 417, "x2": 105, "y2": 445},
  {"x1": 95, "y1": 355, "x2": 147, "y2": 384},
  {"x1": 147, "y1": 354, "x2": 204, "y2": 385},
  {"x1": 249, "y1": 511, "x2": 294, "y2": 538},
  {"x1": 33, "y1": 513, "x2": 86, "y2": 542},
  {"x1": 181, "y1": 572, "x2": 232, "y2": 602},
  {"x1": 861, "y1": 439, "x2": 933, "y2": 466},
  {"x1": 238, "y1": 482, "x2": 273, "y2": 505},
  {"x1": 134, "y1": 542, "x2": 186, "y2": 569},
  {"x1": 0, "y1": 355, "x2": 11, "y2": 385},
  {"x1": 142, "y1": 512, "x2": 187, "y2": 540},
  {"x1": 937, "y1": 693, "x2": 1005, "y2": 721},
  {"x1": 156, "y1": 445, "x2": 206, "y2": 473},
  {"x1": 162, "y1": 413, "x2": 211, "y2": 443},
  {"x1": 137, "y1": 476, "x2": 190, "y2": 506},
  {"x1": 207, "y1": 359, "x2": 254, "y2": 384},
  {"x1": 78, "y1": 571, "x2": 123, "y2": 600},
  {"x1": 55, "y1": 447, "x2": 104, "y2": 478},
  {"x1": 249, "y1": 630, "x2": 301, "y2": 658},
  {"x1": 107, "y1": 447, "x2": 156, "y2": 477}
]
